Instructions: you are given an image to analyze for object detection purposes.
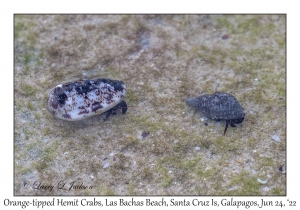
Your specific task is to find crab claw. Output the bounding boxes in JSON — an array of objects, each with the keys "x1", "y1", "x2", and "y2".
[{"x1": 105, "y1": 101, "x2": 128, "y2": 120}]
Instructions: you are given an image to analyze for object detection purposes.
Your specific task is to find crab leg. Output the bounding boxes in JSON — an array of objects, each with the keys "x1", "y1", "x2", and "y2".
[
  {"x1": 224, "y1": 120, "x2": 229, "y2": 135},
  {"x1": 230, "y1": 120, "x2": 236, "y2": 127},
  {"x1": 105, "y1": 101, "x2": 128, "y2": 120}
]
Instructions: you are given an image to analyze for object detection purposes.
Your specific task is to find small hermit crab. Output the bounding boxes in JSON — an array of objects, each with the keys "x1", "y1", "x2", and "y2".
[
  {"x1": 47, "y1": 78, "x2": 127, "y2": 121},
  {"x1": 186, "y1": 92, "x2": 245, "y2": 135}
]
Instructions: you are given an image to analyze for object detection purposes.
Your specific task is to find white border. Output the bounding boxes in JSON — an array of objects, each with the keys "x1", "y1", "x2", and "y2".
[{"x1": 2, "y1": 0, "x2": 299, "y2": 209}]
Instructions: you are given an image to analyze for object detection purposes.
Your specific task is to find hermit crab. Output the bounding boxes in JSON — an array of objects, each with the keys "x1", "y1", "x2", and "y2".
[
  {"x1": 47, "y1": 78, "x2": 127, "y2": 121},
  {"x1": 186, "y1": 92, "x2": 245, "y2": 135}
]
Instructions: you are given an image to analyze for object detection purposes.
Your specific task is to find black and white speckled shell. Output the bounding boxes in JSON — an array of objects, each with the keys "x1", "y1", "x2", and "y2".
[
  {"x1": 186, "y1": 92, "x2": 244, "y2": 120},
  {"x1": 47, "y1": 78, "x2": 126, "y2": 121}
]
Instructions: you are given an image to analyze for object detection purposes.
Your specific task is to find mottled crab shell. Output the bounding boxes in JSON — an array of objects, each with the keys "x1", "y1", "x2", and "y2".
[
  {"x1": 47, "y1": 78, "x2": 126, "y2": 121},
  {"x1": 186, "y1": 92, "x2": 244, "y2": 120}
]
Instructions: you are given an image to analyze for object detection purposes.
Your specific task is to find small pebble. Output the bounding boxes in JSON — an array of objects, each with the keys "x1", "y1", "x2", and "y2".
[
  {"x1": 272, "y1": 135, "x2": 281, "y2": 142},
  {"x1": 262, "y1": 186, "x2": 270, "y2": 192},
  {"x1": 142, "y1": 131, "x2": 150, "y2": 138},
  {"x1": 195, "y1": 146, "x2": 201, "y2": 151},
  {"x1": 228, "y1": 186, "x2": 239, "y2": 191},
  {"x1": 200, "y1": 117, "x2": 207, "y2": 121},
  {"x1": 257, "y1": 178, "x2": 268, "y2": 184},
  {"x1": 279, "y1": 165, "x2": 286, "y2": 174},
  {"x1": 222, "y1": 34, "x2": 229, "y2": 40},
  {"x1": 103, "y1": 162, "x2": 110, "y2": 169}
]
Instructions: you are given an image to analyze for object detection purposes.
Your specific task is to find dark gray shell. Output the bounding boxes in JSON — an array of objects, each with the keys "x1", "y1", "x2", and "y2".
[{"x1": 186, "y1": 92, "x2": 244, "y2": 120}]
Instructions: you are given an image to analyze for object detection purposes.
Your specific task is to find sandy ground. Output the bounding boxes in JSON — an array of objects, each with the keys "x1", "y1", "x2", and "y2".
[{"x1": 14, "y1": 15, "x2": 286, "y2": 195}]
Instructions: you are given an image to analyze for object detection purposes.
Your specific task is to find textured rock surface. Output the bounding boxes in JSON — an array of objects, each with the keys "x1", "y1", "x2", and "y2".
[{"x1": 14, "y1": 15, "x2": 286, "y2": 195}]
